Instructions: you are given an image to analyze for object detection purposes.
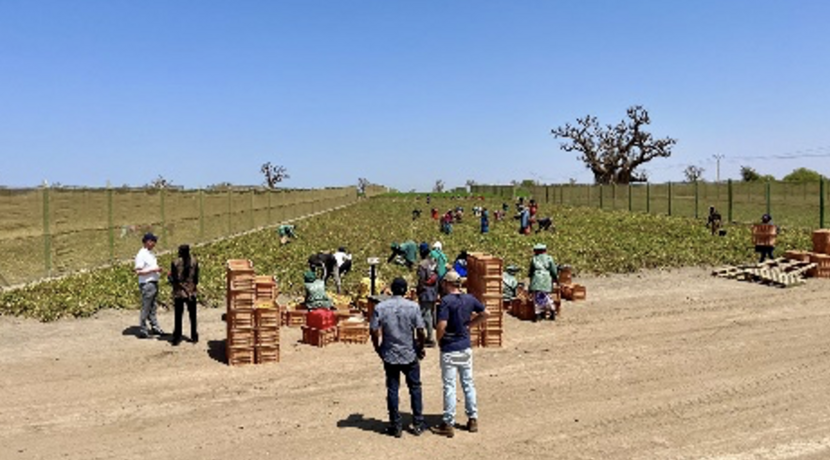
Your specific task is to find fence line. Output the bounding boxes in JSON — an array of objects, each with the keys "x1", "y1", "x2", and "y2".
[
  {"x1": 471, "y1": 180, "x2": 829, "y2": 230},
  {"x1": 0, "y1": 185, "x2": 387, "y2": 287}
]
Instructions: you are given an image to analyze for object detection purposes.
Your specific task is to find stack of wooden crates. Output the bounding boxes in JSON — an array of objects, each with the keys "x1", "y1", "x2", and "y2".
[
  {"x1": 558, "y1": 266, "x2": 586, "y2": 301},
  {"x1": 784, "y1": 229, "x2": 830, "y2": 278},
  {"x1": 466, "y1": 252, "x2": 504, "y2": 348},
  {"x1": 226, "y1": 260, "x2": 281, "y2": 366}
]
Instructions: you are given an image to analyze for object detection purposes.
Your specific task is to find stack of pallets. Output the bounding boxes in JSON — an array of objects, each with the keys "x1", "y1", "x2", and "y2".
[
  {"x1": 712, "y1": 257, "x2": 816, "y2": 287},
  {"x1": 254, "y1": 276, "x2": 280, "y2": 364},
  {"x1": 466, "y1": 252, "x2": 504, "y2": 348}
]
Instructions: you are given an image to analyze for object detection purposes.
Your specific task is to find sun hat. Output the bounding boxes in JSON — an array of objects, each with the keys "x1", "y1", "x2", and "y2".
[
  {"x1": 533, "y1": 243, "x2": 547, "y2": 251},
  {"x1": 506, "y1": 265, "x2": 520, "y2": 273},
  {"x1": 443, "y1": 270, "x2": 462, "y2": 286},
  {"x1": 432, "y1": 241, "x2": 442, "y2": 250}
]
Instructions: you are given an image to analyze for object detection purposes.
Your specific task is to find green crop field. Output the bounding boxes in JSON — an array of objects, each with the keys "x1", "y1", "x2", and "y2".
[{"x1": 0, "y1": 195, "x2": 814, "y2": 321}]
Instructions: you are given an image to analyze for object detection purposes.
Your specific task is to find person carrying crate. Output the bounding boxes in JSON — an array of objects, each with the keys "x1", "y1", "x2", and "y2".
[{"x1": 528, "y1": 243, "x2": 558, "y2": 322}]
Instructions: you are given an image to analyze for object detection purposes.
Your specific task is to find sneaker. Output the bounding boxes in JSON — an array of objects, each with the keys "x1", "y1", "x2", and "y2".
[
  {"x1": 385, "y1": 425, "x2": 403, "y2": 438},
  {"x1": 466, "y1": 418, "x2": 478, "y2": 433},
  {"x1": 411, "y1": 424, "x2": 426, "y2": 436},
  {"x1": 171, "y1": 339, "x2": 181, "y2": 347},
  {"x1": 430, "y1": 422, "x2": 455, "y2": 438},
  {"x1": 137, "y1": 330, "x2": 150, "y2": 339},
  {"x1": 150, "y1": 328, "x2": 165, "y2": 336}
]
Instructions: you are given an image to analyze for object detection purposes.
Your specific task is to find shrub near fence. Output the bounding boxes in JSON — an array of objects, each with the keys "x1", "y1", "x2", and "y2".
[
  {"x1": 472, "y1": 180, "x2": 830, "y2": 230},
  {"x1": 0, "y1": 185, "x2": 386, "y2": 287}
]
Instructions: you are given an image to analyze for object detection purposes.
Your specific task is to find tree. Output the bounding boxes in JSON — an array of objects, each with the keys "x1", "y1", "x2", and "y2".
[
  {"x1": 433, "y1": 179, "x2": 445, "y2": 193},
  {"x1": 683, "y1": 165, "x2": 705, "y2": 183},
  {"x1": 465, "y1": 179, "x2": 476, "y2": 192},
  {"x1": 551, "y1": 105, "x2": 677, "y2": 184},
  {"x1": 520, "y1": 179, "x2": 537, "y2": 188},
  {"x1": 357, "y1": 177, "x2": 369, "y2": 195},
  {"x1": 260, "y1": 162, "x2": 289, "y2": 188},
  {"x1": 147, "y1": 175, "x2": 173, "y2": 189},
  {"x1": 783, "y1": 167, "x2": 824, "y2": 183},
  {"x1": 739, "y1": 166, "x2": 774, "y2": 182}
]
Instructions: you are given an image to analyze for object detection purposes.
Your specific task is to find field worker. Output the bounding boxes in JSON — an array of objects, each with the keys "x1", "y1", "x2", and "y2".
[
  {"x1": 431, "y1": 270, "x2": 488, "y2": 438},
  {"x1": 528, "y1": 199, "x2": 539, "y2": 229},
  {"x1": 170, "y1": 244, "x2": 199, "y2": 346},
  {"x1": 453, "y1": 251, "x2": 469, "y2": 278},
  {"x1": 431, "y1": 208, "x2": 439, "y2": 220},
  {"x1": 756, "y1": 213, "x2": 778, "y2": 262},
  {"x1": 480, "y1": 207, "x2": 490, "y2": 234},
  {"x1": 388, "y1": 241, "x2": 419, "y2": 269},
  {"x1": 416, "y1": 243, "x2": 439, "y2": 347},
  {"x1": 308, "y1": 251, "x2": 337, "y2": 283},
  {"x1": 426, "y1": 194, "x2": 431, "y2": 205},
  {"x1": 332, "y1": 247, "x2": 353, "y2": 294},
  {"x1": 502, "y1": 265, "x2": 520, "y2": 301},
  {"x1": 528, "y1": 243, "x2": 558, "y2": 322},
  {"x1": 277, "y1": 224, "x2": 297, "y2": 245},
  {"x1": 454, "y1": 206, "x2": 464, "y2": 223},
  {"x1": 134, "y1": 233, "x2": 164, "y2": 339},
  {"x1": 516, "y1": 205, "x2": 530, "y2": 235},
  {"x1": 370, "y1": 278, "x2": 427, "y2": 438},
  {"x1": 441, "y1": 210, "x2": 454, "y2": 234},
  {"x1": 502, "y1": 202, "x2": 509, "y2": 213},
  {"x1": 412, "y1": 209, "x2": 422, "y2": 220},
  {"x1": 707, "y1": 206, "x2": 723, "y2": 236},
  {"x1": 536, "y1": 217, "x2": 554, "y2": 233},
  {"x1": 303, "y1": 271, "x2": 333, "y2": 310},
  {"x1": 430, "y1": 241, "x2": 449, "y2": 279}
]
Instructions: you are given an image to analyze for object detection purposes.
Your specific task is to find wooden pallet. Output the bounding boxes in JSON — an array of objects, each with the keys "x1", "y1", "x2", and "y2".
[{"x1": 712, "y1": 258, "x2": 816, "y2": 287}]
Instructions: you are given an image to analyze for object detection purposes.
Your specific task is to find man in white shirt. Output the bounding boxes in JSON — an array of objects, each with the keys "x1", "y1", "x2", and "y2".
[
  {"x1": 135, "y1": 233, "x2": 164, "y2": 339},
  {"x1": 332, "y1": 247, "x2": 353, "y2": 294}
]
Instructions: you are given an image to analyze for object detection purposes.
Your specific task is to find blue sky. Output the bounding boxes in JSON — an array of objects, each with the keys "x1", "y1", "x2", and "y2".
[{"x1": 1, "y1": 0, "x2": 829, "y2": 191}]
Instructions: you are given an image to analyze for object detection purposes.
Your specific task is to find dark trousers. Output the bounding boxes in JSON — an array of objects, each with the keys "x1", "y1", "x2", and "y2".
[
  {"x1": 756, "y1": 245, "x2": 775, "y2": 262},
  {"x1": 384, "y1": 361, "x2": 424, "y2": 428},
  {"x1": 173, "y1": 297, "x2": 198, "y2": 342}
]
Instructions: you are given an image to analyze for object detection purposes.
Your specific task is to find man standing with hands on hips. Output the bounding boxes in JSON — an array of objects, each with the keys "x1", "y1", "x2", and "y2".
[
  {"x1": 370, "y1": 277, "x2": 427, "y2": 438},
  {"x1": 431, "y1": 270, "x2": 488, "y2": 438},
  {"x1": 135, "y1": 232, "x2": 164, "y2": 339}
]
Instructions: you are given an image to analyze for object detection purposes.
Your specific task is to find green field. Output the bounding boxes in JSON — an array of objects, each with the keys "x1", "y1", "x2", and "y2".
[{"x1": 0, "y1": 195, "x2": 814, "y2": 321}]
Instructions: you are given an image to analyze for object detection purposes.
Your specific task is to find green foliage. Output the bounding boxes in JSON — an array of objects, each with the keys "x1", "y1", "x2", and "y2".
[
  {"x1": 740, "y1": 166, "x2": 775, "y2": 182},
  {"x1": 0, "y1": 196, "x2": 812, "y2": 321},
  {"x1": 782, "y1": 167, "x2": 824, "y2": 183}
]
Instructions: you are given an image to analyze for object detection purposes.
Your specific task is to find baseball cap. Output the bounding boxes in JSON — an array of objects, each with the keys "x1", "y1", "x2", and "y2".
[{"x1": 443, "y1": 270, "x2": 462, "y2": 286}]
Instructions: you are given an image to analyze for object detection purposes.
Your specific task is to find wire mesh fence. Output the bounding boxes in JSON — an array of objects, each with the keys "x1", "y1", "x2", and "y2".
[
  {"x1": 472, "y1": 180, "x2": 829, "y2": 230},
  {"x1": 0, "y1": 185, "x2": 386, "y2": 287}
]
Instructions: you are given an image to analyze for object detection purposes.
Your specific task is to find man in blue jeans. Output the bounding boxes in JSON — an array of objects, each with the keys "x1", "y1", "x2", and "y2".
[
  {"x1": 370, "y1": 278, "x2": 427, "y2": 438},
  {"x1": 134, "y1": 233, "x2": 164, "y2": 339},
  {"x1": 431, "y1": 270, "x2": 488, "y2": 438}
]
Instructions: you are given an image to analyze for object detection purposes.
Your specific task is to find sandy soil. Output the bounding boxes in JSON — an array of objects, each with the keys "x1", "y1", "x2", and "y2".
[{"x1": 2, "y1": 268, "x2": 830, "y2": 460}]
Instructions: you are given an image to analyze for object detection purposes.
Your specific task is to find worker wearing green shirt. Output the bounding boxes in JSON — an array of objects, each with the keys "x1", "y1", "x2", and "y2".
[
  {"x1": 528, "y1": 244, "x2": 558, "y2": 322},
  {"x1": 303, "y1": 271, "x2": 333, "y2": 310},
  {"x1": 388, "y1": 240, "x2": 419, "y2": 269}
]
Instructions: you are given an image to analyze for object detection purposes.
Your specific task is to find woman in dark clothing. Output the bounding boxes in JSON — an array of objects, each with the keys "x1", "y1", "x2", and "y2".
[{"x1": 170, "y1": 244, "x2": 199, "y2": 346}]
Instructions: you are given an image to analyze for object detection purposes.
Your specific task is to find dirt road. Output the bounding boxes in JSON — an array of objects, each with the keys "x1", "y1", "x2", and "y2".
[{"x1": 2, "y1": 268, "x2": 829, "y2": 460}]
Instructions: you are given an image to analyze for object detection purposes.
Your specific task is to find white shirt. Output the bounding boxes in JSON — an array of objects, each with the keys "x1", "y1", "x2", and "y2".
[
  {"x1": 135, "y1": 247, "x2": 160, "y2": 284},
  {"x1": 334, "y1": 251, "x2": 352, "y2": 268}
]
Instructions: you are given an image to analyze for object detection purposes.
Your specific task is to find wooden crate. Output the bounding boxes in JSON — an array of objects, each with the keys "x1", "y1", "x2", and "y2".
[
  {"x1": 282, "y1": 309, "x2": 307, "y2": 328},
  {"x1": 228, "y1": 275, "x2": 255, "y2": 292},
  {"x1": 255, "y1": 327, "x2": 280, "y2": 347},
  {"x1": 227, "y1": 346, "x2": 255, "y2": 366},
  {"x1": 570, "y1": 284, "x2": 586, "y2": 301},
  {"x1": 481, "y1": 329, "x2": 503, "y2": 348},
  {"x1": 338, "y1": 322, "x2": 370, "y2": 344},
  {"x1": 255, "y1": 275, "x2": 279, "y2": 302},
  {"x1": 255, "y1": 307, "x2": 281, "y2": 329},
  {"x1": 226, "y1": 259, "x2": 254, "y2": 272},
  {"x1": 227, "y1": 309, "x2": 255, "y2": 329},
  {"x1": 784, "y1": 250, "x2": 811, "y2": 262},
  {"x1": 813, "y1": 230, "x2": 830, "y2": 255},
  {"x1": 227, "y1": 328, "x2": 255, "y2": 348},
  {"x1": 227, "y1": 291, "x2": 256, "y2": 310},
  {"x1": 809, "y1": 253, "x2": 830, "y2": 278},
  {"x1": 752, "y1": 224, "x2": 777, "y2": 247},
  {"x1": 513, "y1": 299, "x2": 536, "y2": 321},
  {"x1": 558, "y1": 266, "x2": 573, "y2": 285},
  {"x1": 469, "y1": 325, "x2": 482, "y2": 348},
  {"x1": 479, "y1": 294, "x2": 503, "y2": 313},
  {"x1": 301, "y1": 326, "x2": 337, "y2": 347},
  {"x1": 484, "y1": 312, "x2": 504, "y2": 328},
  {"x1": 255, "y1": 345, "x2": 280, "y2": 364}
]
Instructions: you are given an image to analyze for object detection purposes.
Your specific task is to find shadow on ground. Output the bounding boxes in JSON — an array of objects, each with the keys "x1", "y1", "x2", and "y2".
[{"x1": 337, "y1": 413, "x2": 444, "y2": 435}]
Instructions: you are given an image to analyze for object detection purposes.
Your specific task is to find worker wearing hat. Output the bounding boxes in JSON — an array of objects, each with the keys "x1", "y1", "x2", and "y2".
[
  {"x1": 430, "y1": 241, "x2": 449, "y2": 279},
  {"x1": 502, "y1": 265, "x2": 521, "y2": 301},
  {"x1": 134, "y1": 232, "x2": 164, "y2": 339},
  {"x1": 528, "y1": 243, "x2": 558, "y2": 322}
]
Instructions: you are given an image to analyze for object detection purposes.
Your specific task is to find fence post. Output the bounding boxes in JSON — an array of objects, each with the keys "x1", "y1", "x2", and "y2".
[
  {"x1": 160, "y1": 188, "x2": 167, "y2": 249},
  {"x1": 612, "y1": 183, "x2": 616, "y2": 209},
  {"x1": 694, "y1": 180, "x2": 699, "y2": 219},
  {"x1": 560, "y1": 185, "x2": 564, "y2": 205},
  {"x1": 250, "y1": 189, "x2": 255, "y2": 230},
  {"x1": 267, "y1": 189, "x2": 272, "y2": 225},
  {"x1": 728, "y1": 179, "x2": 733, "y2": 223},
  {"x1": 107, "y1": 184, "x2": 114, "y2": 262},
  {"x1": 199, "y1": 189, "x2": 205, "y2": 240},
  {"x1": 628, "y1": 183, "x2": 632, "y2": 212},
  {"x1": 545, "y1": 186, "x2": 549, "y2": 203},
  {"x1": 587, "y1": 184, "x2": 591, "y2": 206},
  {"x1": 42, "y1": 182, "x2": 52, "y2": 277},
  {"x1": 599, "y1": 184, "x2": 604, "y2": 209},
  {"x1": 646, "y1": 183, "x2": 651, "y2": 214},
  {"x1": 821, "y1": 179, "x2": 825, "y2": 228},
  {"x1": 227, "y1": 189, "x2": 232, "y2": 235},
  {"x1": 667, "y1": 182, "x2": 672, "y2": 216},
  {"x1": 765, "y1": 181, "x2": 771, "y2": 216}
]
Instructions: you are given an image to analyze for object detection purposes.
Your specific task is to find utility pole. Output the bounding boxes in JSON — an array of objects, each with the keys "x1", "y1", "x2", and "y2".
[{"x1": 713, "y1": 154, "x2": 725, "y2": 182}]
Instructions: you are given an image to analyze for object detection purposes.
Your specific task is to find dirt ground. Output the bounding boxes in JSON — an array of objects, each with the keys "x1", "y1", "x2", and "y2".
[{"x1": 2, "y1": 268, "x2": 830, "y2": 460}]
